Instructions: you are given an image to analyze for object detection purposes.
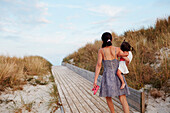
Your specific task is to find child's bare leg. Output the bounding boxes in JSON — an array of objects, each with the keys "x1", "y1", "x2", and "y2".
[{"x1": 117, "y1": 69, "x2": 125, "y2": 89}]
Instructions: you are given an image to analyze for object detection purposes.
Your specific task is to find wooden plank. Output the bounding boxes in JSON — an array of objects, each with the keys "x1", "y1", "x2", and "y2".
[
  {"x1": 64, "y1": 80, "x2": 93, "y2": 113},
  {"x1": 63, "y1": 66, "x2": 139, "y2": 113},
  {"x1": 81, "y1": 83, "x2": 123, "y2": 113},
  {"x1": 56, "y1": 68, "x2": 93, "y2": 113},
  {"x1": 55, "y1": 68, "x2": 87, "y2": 113},
  {"x1": 62, "y1": 66, "x2": 123, "y2": 113},
  {"x1": 64, "y1": 63, "x2": 142, "y2": 96},
  {"x1": 129, "y1": 87, "x2": 142, "y2": 94},
  {"x1": 51, "y1": 68, "x2": 72, "y2": 113},
  {"x1": 141, "y1": 92, "x2": 145, "y2": 113},
  {"x1": 79, "y1": 76, "x2": 139, "y2": 113},
  {"x1": 54, "y1": 69, "x2": 79, "y2": 112},
  {"x1": 62, "y1": 70, "x2": 109, "y2": 113},
  {"x1": 53, "y1": 65, "x2": 140, "y2": 113},
  {"x1": 55, "y1": 66, "x2": 94, "y2": 113},
  {"x1": 58, "y1": 69, "x2": 100, "y2": 113},
  {"x1": 127, "y1": 98, "x2": 141, "y2": 111}
]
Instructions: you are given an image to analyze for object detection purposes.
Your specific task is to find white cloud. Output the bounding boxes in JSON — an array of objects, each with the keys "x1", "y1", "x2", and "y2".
[
  {"x1": 48, "y1": 4, "x2": 82, "y2": 9},
  {"x1": 37, "y1": 18, "x2": 50, "y2": 23},
  {"x1": 90, "y1": 18, "x2": 116, "y2": 25},
  {"x1": 25, "y1": 31, "x2": 67, "y2": 45},
  {"x1": 35, "y1": 2, "x2": 47, "y2": 8},
  {"x1": 0, "y1": 27, "x2": 17, "y2": 33},
  {"x1": 59, "y1": 23, "x2": 76, "y2": 30},
  {"x1": 0, "y1": 0, "x2": 50, "y2": 34},
  {"x1": 88, "y1": 5, "x2": 124, "y2": 17},
  {"x1": 66, "y1": 15, "x2": 80, "y2": 21},
  {"x1": 87, "y1": 5, "x2": 126, "y2": 31}
]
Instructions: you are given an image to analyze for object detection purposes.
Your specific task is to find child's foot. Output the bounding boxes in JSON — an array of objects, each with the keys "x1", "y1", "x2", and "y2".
[{"x1": 120, "y1": 83, "x2": 125, "y2": 89}]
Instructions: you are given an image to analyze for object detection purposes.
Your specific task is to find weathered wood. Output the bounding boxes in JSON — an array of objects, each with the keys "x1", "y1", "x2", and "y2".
[
  {"x1": 64, "y1": 68, "x2": 123, "y2": 113},
  {"x1": 61, "y1": 69, "x2": 111, "y2": 113},
  {"x1": 64, "y1": 66, "x2": 139, "y2": 113},
  {"x1": 53, "y1": 68, "x2": 79, "y2": 112},
  {"x1": 53, "y1": 65, "x2": 142, "y2": 113},
  {"x1": 63, "y1": 66, "x2": 138, "y2": 113},
  {"x1": 56, "y1": 68, "x2": 87, "y2": 113},
  {"x1": 62, "y1": 62, "x2": 144, "y2": 113},
  {"x1": 64, "y1": 66, "x2": 127, "y2": 113},
  {"x1": 141, "y1": 92, "x2": 145, "y2": 113},
  {"x1": 61, "y1": 71, "x2": 102, "y2": 113},
  {"x1": 51, "y1": 67, "x2": 72, "y2": 113},
  {"x1": 57, "y1": 69, "x2": 95, "y2": 113}
]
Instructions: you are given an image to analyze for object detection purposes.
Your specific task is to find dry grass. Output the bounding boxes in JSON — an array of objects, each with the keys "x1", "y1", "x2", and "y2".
[
  {"x1": 63, "y1": 16, "x2": 170, "y2": 90},
  {"x1": 48, "y1": 83, "x2": 62, "y2": 112},
  {"x1": 10, "y1": 95, "x2": 35, "y2": 113},
  {"x1": 0, "y1": 55, "x2": 52, "y2": 91},
  {"x1": 63, "y1": 40, "x2": 104, "y2": 74}
]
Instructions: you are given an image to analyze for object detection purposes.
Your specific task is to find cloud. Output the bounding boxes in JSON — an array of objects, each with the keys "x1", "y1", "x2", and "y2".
[
  {"x1": 66, "y1": 15, "x2": 80, "y2": 21},
  {"x1": 37, "y1": 18, "x2": 50, "y2": 23},
  {"x1": 1, "y1": 35, "x2": 21, "y2": 41},
  {"x1": 48, "y1": 4, "x2": 82, "y2": 9},
  {"x1": 59, "y1": 23, "x2": 76, "y2": 30},
  {"x1": 0, "y1": 27, "x2": 17, "y2": 33},
  {"x1": 90, "y1": 18, "x2": 116, "y2": 25},
  {"x1": 25, "y1": 31, "x2": 67, "y2": 45},
  {"x1": 86, "y1": 5, "x2": 127, "y2": 33},
  {"x1": 132, "y1": 17, "x2": 156, "y2": 26},
  {"x1": 87, "y1": 5, "x2": 124, "y2": 17},
  {"x1": 154, "y1": 0, "x2": 170, "y2": 7},
  {"x1": 0, "y1": 0, "x2": 50, "y2": 34}
]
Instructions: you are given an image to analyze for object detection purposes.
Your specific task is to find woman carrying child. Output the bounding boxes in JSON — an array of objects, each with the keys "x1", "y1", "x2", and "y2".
[{"x1": 93, "y1": 32, "x2": 132, "y2": 113}]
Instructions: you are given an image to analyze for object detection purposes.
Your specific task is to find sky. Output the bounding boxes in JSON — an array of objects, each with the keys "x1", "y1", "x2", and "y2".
[{"x1": 0, "y1": 0, "x2": 170, "y2": 65}]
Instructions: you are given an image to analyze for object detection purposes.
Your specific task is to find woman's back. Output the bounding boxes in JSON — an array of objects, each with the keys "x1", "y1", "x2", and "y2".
[
  {"x1": 101, "y1": 46, "x2": 118, "y2": 61},
  {"x1": 101, "y1": 46, "x2": 119, "y2": 72}
]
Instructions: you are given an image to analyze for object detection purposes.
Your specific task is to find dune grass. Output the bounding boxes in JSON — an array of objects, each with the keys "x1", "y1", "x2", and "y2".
[
  {"x1": 0, "y1": 55, "x2": 52, "y2": 91},
  {"x1": 48, "y1": 83, "x2": 62, "y2": 112},
  {"x1": 63, "y1": 16, "x2": 170, "y2": 90}
]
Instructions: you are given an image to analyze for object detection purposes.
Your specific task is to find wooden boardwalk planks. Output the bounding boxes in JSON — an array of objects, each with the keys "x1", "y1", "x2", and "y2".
[
  {"x1": 63, "y1": 62, "x2": 142, "y2": 113},
  {"x1": 52, "y1": 66, "x2": 130, "y2": 113},
  {"x1": 52, "y1": 68, "x2": 72, "y2": 113}
]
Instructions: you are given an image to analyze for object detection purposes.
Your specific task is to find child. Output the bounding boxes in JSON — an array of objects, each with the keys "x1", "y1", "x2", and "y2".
[{"x1": 117, "y1": 41, "x2": 133, "y2": 89}]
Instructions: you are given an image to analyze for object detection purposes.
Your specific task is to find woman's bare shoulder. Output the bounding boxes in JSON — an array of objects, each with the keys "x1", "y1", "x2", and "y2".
[
  {"x1": 98, "y1": 48, "x2": 103, "y2": 52},
  {"x1": 111, "y1": 46, "x2": 120, "y2": 50}
]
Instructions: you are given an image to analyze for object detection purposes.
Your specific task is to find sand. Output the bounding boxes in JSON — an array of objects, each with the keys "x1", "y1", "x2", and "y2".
[{"x1": 0, "y1": 76, "x2": 61, "y2": 113}]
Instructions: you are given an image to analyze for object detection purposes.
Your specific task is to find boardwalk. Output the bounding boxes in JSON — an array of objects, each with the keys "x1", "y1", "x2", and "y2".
[{"x1": 52, "y1": 66, "x2": 137, "y2": 113}]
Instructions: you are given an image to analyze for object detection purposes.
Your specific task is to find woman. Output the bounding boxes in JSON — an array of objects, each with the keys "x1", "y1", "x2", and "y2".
[{"x1": 93, "y1": 32, "x2": 130, "y2": 113}]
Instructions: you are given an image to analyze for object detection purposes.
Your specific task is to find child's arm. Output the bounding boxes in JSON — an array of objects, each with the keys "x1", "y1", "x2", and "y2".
[
  {"x1": 117, "y1": 48, "x2": 128, "y2": 57},
  {"x1": 123, "y1": 57, "x2": 129, "y2": 66}
]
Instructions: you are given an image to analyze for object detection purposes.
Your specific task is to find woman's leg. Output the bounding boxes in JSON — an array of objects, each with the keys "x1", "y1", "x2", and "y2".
[
  {"x1": 119, "y1": 95, "x2": 130, "y2": 113},
  {"x1": 117, "y1": 69, "x2": 125, "y2": 89},
  {"x1": 106, "y1": 97, "x2": 115, "y2": 113}
]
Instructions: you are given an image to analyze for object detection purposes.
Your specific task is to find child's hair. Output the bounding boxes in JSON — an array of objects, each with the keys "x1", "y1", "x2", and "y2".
[{"x1": 120, "y1": 40, "x2": 134, "y2": 51}]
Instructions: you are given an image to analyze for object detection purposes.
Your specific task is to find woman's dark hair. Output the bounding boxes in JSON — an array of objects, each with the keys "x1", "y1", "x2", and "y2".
[
  {"x1": 101, "y1": 32, "x2": 112, "y2": 48},
  {"x1": 120, "y1": 41, "x2": 134, "y2": 51}
]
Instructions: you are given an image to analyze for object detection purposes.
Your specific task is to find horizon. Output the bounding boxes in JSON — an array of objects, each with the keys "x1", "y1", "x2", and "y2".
[{"x1": 0, "y1": 0, "x2": 170, "y2": 65}]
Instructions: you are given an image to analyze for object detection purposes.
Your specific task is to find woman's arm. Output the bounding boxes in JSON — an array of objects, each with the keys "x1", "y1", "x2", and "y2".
[{"x1": 93, "y1": 49, "x2": 102, "y2": 87}]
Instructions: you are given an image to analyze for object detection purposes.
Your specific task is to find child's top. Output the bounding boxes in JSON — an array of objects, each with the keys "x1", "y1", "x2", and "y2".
[{"x1": 118, "y1": 51, "x2": 133, "y2": 74}]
